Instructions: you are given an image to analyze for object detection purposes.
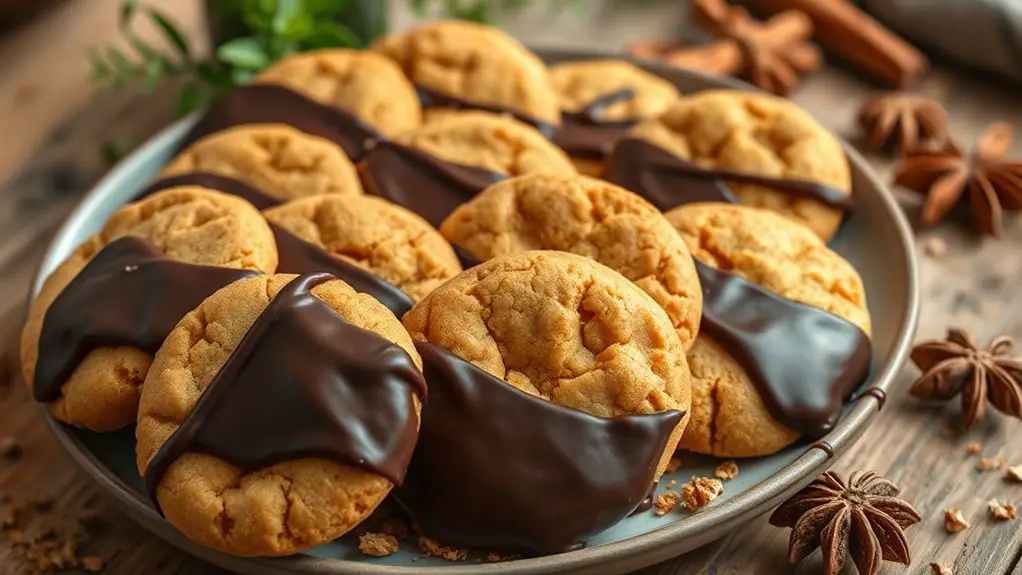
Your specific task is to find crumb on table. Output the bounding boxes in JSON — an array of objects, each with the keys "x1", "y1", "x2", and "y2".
[
  {"x1": 359, "y1": 532, "x2": 400, "y2": 557},
  {"x1": 682, "y1": 477, "x2": 724, "y2": 511},
  {"x1": 418, "y1": 536, "x2": 468, "y2": 561},
  {"x1": 654, "y1": 492, "x2": 681, "y2": 516}
]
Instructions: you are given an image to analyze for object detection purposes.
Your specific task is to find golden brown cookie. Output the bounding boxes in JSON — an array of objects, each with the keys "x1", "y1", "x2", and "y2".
[
  {"x1": 629, "y1": 90, "x2": 851, "y2": 240},
  {"x1": 441, "y1": 173, "x2": 702, "y2": 351},
  {"x1": 21, "y1": 188, "x2": 277, "y2": 432},
  {"x1": 263, "y1": 194, "x2": 461, "y2": 301},
  {"x1": 392, "y1": 111, "x2": 576, "y2": 176},
  {"x1": 371, "y1": 20, "x2": 560, "y2": 125},
  {"x1": 550, "y1": 59, "x2": 680, "y2": 175},
  {"x1": 254, "y1": 49, "x2": 422, "y2": 137},
  {"x1": 665, "y1": 203, "x2": 870, "y2": 457},
  {"x1": 403, "y1": 250, "x2": 691, "y2": 477},
  {"x1": 136, "y1": 274, "x2": 422, "y2": 557},
  {"x1": 160, "y1": 124, "x2": 363, "y2": 202}
]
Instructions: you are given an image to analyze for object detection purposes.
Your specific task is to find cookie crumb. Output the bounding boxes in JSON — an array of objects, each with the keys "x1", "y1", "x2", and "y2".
[
  {"x1": 418, "y1": 536, "x2": 468, "y2": 561},
  {"x1": 382, "y1": 519, "x2": 410, "y2": 540},
  {"x1": 0, "y1": 436, "x2": 21, "y2": 460},
  {"x1": 923, "y1": 236, "x2": 948, "y2": 257},
  {"x1": 943, "y1": 508, "x2": 969, "y2": 533},
  {"x1": 988, "y1": 499, "x2": 1016, "y2": 520},
  {"x1": 978, "y1": 456, "x2": 1005, "y2": 471},
  {"x1": 965, "y1": 442, "x2": 982, "y2": 455},
  {"x1": 930, "y1": 563, "x2": 952, "y2": 575},
  {"x1": 666, "y1": 479, "x2": 677, "y2": 489},
  {"x1": 483, "y1": 552, "x2": 520, "y2": 562},
  {"x1": 653, "y1": 492, "x2": 681, "y2": 516},
  {"x1": 359, "y1": 532, "x2": 399, "y2": 557},
  {"x1": 682, "y1": 477, "x2": 723, "y2": 511},
  {"x1": 666, "y1": 457, "x2": 682, "y2": 473},
  {"x1": 1006, "y1": 465, "x2": 1022, "y2": 482},
  {"x1": 714, "y1": 461, "x2": 739, "y2": 481},
  {"x1": 81, "y1": 555, "x2": 105, "y2": 572}
]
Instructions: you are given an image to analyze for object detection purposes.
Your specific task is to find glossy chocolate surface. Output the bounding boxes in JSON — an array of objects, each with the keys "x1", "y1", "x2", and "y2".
[{"x1": 553, "y1": 89, "x2": 639, "y2": 160}]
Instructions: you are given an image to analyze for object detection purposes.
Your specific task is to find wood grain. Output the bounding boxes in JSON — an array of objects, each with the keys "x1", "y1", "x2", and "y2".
[{"x1": 3, "y1": 2, "x2": 1022, "y2": 575}]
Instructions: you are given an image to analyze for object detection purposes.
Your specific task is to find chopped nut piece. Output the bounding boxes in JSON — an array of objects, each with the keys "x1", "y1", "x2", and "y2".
[
  {"x1": 359, "y1": 532, "x2": 399, "y2": 557},
  {"x1": 965, "y1": 442, "x2": 982, "y2": 454},
  {"x1": 930, "y1": 563, "x2": 952, "y2": 575},
  {"x1": 666, "y1": 457, "x2": 682, "y2": 473},
  {"x1": 381, "y1": 519, "x2": 409, "y2": 540},
  {"x1": 943, "y1": 508, "x2": 970, "y2": 533},
  {"x1": 989, "y1": 499, "x2": 1017, "y2": 520},
  {"x1": 483, "y1": 552, "x2": 520, "y2": 562},
  {"x1": 978, "y1": 457, "x2": 1005, "y2": 471},
  {"x1": 923, "y1": 236, "x2": 948, "y2": 257},
  {"x1": 0, "y1": 436, "x2": 21, "y2": 460},
  {"x1": 418, "y1": 536, "x2": 468, "y2": 561},
  {"x1": 714, "y1": 461, "x2": 739, "y2": 481},
  {"x1": 653, "y1": 492, "x2": 681, "y2": 516},
  {"x1": 82, "y1": 555, "x2": 105, "y2": 573},
  {"x1": 1006, "y1": 466, "x2": 1022, "y2": 482},
  {"x1": 682, "y1": 477, "x2": 724, "y2": 511}
]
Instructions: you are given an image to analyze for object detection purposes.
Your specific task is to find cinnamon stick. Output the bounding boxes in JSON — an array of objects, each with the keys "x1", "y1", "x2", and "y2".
[{"x1": 744, "y1": 0, "x2": 928, "y2": 87}]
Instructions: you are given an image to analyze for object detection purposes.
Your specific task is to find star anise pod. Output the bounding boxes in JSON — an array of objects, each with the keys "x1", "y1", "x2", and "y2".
[
  {"x1": 910, "y1": 328, "x2": 1022, "y2": 428},
  {"x1": 769, "y1": 470, "x2": 921, "y2": 575},
  {"x1": 858, "y1": 93, "x2": 951, "y2": 155},
  {"x1": 894, "y1": 121, "x2": 1022, "y2": 236}
]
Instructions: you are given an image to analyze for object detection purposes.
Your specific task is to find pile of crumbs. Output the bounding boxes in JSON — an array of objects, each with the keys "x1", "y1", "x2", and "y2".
[
  {"x1": 0, "y1": 494, "x2": 105, "y2": 572},
  {"x1": 682, "y1": 477, "x2": 724, "y2": 511},
  {"x1": 418, "y1": 536, "x2": 468, "y2": 561},
  {"x1": 358, "y1": 532, "x2": 399, "y2": 557}
]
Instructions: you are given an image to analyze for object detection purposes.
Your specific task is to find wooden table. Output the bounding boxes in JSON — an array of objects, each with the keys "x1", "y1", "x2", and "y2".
[{"x1": 2, "y1": 2, "x2": 1022, "y2": 574}]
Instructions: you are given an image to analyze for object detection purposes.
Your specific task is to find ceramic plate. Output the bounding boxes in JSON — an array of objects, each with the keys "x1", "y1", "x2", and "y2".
[{"x1": 29, "y1": 50, "x2": 919, "y2": 575}]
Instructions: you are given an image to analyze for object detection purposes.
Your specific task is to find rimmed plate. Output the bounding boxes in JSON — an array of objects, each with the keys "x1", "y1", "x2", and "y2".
[{"x1": 30, "y1": 50, "x2": 919, "y2": 575}]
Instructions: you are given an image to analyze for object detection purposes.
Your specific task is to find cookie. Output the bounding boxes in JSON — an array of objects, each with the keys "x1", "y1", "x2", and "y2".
[
  {"x1": 263, "y1": 194, "x2": 461, "y2": 302},
  {"x1": 628, "y1": 90, "x2": 851, "y2": 240},
  {"x1": 254, "y1": 49, "x2": 422, "y2": 137},
  {"x1": 441, "y1": 173, "x2": 702, "y2": 351},
  {"x1": 550, "y1": 59, "x2": 679, "y2": 175},
  {"x1": 402, "y1": 250, "x2": 691, "y2": 467},
  {"x1": 136, "y1": 274, "x2": 423, "y2": 556},
  {"x1": 21, "y1": 187, "x2": 277, "y2": 432},
  {"x1": 665, "y1": 203, "x2": 870, "y2": 457},
  {"x1": 391, "y1": 112, "x2": 576, "y2": 176},
  {"x1": 371, "y1": 20, "x2": 560, "y2": 126},
  {"x1": 160, "y1": 124, "x2": 363, "y2": 202}
]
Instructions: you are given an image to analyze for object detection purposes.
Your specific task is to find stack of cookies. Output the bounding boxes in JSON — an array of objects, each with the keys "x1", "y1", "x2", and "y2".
[{"x1": 21, "y1": 20, "x2": 872, "y2": 560}]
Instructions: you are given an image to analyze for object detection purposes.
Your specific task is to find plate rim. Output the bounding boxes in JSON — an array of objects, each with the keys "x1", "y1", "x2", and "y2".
[{"x1": 30, "y1": 50, "x2": 920, "y2": 575}]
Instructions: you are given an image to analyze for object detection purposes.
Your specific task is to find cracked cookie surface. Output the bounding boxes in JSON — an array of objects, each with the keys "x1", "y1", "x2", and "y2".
[
  {"x1": 402, "y1": 250, "x2": 691, "y2": 477},
  {"x1": 441, "y1": 173, "x2": 701, "y2": 351},
  {"x1": 371, "y1": 20, "x2": 560, "y2": 125},
  {"x1": 160, "y1": 124, "x2": 363, "y2": 202},
  {"x1": 628, "y1": 90, "x2": 851, "y2": 240},
  {"x1": 21, "y1": 187, "x2": 277, "y2": 432},
  {"x1": 136, "y1": 274, "x2": 422, "y2": 557},
  {"x1": 666, "y1": 203, "x2": 870, "y2": 457},
  {"x1": 392, "y1": 112, "x2": 575, "y2": 176},
  {"x1": 254, "y1": 49, "x2": 422, "y2": 137},
  {"x1": 264, "y1": 194, "x2": 461, "y2": 301}
]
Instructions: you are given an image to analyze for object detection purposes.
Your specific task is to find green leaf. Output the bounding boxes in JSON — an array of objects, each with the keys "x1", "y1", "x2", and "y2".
[
  {"x1": 119, "y1": 0, "x2": 138, "y2": 28},
  {"x1": 410, "y1": 0, "x2": 429, "y2": 15},
  {"x1": 141, "y1": 57, "x2": 165, "y2": 93},
  {"x1": 173, "y1": 82, "x2": 202, "y2": 118},
  {"x1": 305, "y1": 20, "x2": 360, "y2": 49},
  {"x1": 271, "y1": 0, "x2": 301, "y2": 35},
  {"x1": 87, "y1": 48, "x2": 111, "y2": 81},
  {"x1": 197, "y1": 61, "x2": 233, "y2": 88},
  {"x1": 231, "y1": 67, "x2": 256, "y2": 85},
  {"x1": 106, "y1": 47, "x2": 136, "y2": 78},
  {"x1": 148, "y1": 8, "x2": 191, "y2": 59},
  {"x1": 216, "y1": 37, "x2": 271, "y2": 70}
]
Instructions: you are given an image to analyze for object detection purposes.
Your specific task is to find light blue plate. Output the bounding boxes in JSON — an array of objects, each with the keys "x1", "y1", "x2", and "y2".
[{"x1": 30, "y1": 51, "x2": 919, "y2": 575}]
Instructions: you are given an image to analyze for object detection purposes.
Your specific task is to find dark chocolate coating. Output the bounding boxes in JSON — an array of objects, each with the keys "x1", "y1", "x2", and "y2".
[
  {"x1": 397, "y1": 341, "x2": 683, "y2": 555},
  {"x1": 694, "y1": 259, "x2": 871, "y2": 437},
  {"x1": 143, "y1": 273, "x2": 426, "y2": 510},
  {"x1": 415, "y1": 85, "x2": 557, "y2": 139},
  {"x1": 553, "y1": 89, "x2": 639, "y2": 160},
  {"x1": 271, "y1": 223, "x2": 415, "y2": 318},
  {"x1": 33, "y1": 237, "x2": 258, "y2": 403},
  {"x1": 181, "y1": 84, "x2": 382, "y2": 160},
  {"x1": 606, "y1": 138, "x2": 854, "y2": 211},
  {"x1": 137, "y1": 172, "x2": 281, "y2": 210},
  {"x1": 360, "y1": 141, "x2": 506, "y2": 228}
]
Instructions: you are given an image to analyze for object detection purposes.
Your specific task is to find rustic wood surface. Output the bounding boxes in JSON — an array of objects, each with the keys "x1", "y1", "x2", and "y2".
[{"x1": 2, "y1": 2, "x2": 1022, "y2": 574}]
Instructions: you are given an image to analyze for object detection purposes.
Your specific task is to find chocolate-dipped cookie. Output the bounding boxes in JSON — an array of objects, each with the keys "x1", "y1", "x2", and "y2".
[
  {"x1": 137, "y1": 273, "x2": 425, "y2": 556},
  {"x1": 21, "y1": 188, "x2": 277, "y2": 432},
  {"x1": 667, "y1": 203, "x2": 871, "y2": 457}
]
